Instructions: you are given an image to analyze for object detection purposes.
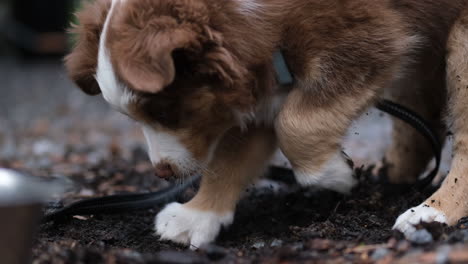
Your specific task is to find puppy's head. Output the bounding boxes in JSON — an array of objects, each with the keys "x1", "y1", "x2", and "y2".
[{"x1": 66, "y1": 0, "x2": 255, "y2": 177}]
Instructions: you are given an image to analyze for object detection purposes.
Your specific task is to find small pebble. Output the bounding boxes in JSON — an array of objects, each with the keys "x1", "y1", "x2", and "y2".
[
  {"x1": 290, "y1": 242, "x2": 304, "y2": 251},
  {"x1": 448, "y1": 229, "x2": 468, "y2": 243},
  {"x1": 371, "y1": 248, "x2": 390, "y2": 260},
  {"x1": 252, "y1": 241, "x2": 266, "y2": 249},
  {"x1": 271, "y1": 239, "x2": 283, "y2": 247},
  {"x1": 407, "y1": 229, "x2": 434, "y2": 245}
]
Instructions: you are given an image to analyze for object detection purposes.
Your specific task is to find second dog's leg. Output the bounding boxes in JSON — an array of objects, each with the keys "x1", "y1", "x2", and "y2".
[
  {"x1": 155, "y1": 127, "x2": 276, "y2": 249},
  {"x1": 394, "y1": 14, "x2": 468, "y2": 235},
  {"x1": 380, "y1": 65, "x2": 446, "y2": 184}
]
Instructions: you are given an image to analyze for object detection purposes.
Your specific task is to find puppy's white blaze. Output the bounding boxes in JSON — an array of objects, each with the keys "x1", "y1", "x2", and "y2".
[
  {"x1": 142, "y1": 126, "x2": 193, "y2": 168},
  {"x1": 393, "y1": 204, "x2": 447, "y2": 236},
  {"x1": 294, "y1": 151, "x2": 357, "y2": 194},
  {"x1": 155, "y1": 202, "x2": 234, "y2": 249},
  {"x1": 96, "y1": 0, "x2": 133, "y2": 112}
]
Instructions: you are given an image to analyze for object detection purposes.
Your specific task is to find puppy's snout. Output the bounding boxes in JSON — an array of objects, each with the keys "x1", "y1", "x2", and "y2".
[{"x1": 155, "y1": 162, "x2": 174, "y2": 179}]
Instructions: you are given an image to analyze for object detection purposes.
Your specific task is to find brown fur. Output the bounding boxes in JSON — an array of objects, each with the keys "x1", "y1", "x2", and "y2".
[
  {"x1": 380, "y1": 0, "x2": 465, "y2": 183},
  {"x1": 65, "y1": 0, "x2": 468, "y2": 244},
  {"x1": 187, "y1": 126, "x2": 276, "y2": 214},
  {"x1": 64, "y1": 0, "x2": 110, "y2": 95}
]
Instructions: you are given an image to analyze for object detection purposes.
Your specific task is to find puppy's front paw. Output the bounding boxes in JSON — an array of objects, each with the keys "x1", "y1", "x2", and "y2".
[
  {"x1": 295, "y1": 152, "x2": 356, "y2": 194},
  {"x1": 393, "y1": 203, "x2": 447, "y2": 236},
  {"x1": 155, "y1": 202, "x2": 234, "y2": 249}
]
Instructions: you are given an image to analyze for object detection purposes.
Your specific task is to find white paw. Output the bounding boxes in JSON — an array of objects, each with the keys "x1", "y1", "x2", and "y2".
[
  {"x1": 155, "y1": 202, "x2": 234, "y2": 249},
  {"x1": 393, "y1": 203, "x2": 447, "y2": 236},
  {"x1": 294, "y1": 152, "x2": 356, "y2": 194}
]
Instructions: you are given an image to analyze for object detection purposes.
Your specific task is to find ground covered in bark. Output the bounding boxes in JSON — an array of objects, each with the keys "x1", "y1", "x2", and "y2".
[
  {"x1": 1, "y1": 59, "x2": 467, "y2": 264},
  {"x1": 2, "y1": 153, "x2": 467, "y2": 264}
]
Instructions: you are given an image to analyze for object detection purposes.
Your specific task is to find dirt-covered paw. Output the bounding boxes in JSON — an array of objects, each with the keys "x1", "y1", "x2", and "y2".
[
  {"x1": 393, "y1": 203, "x2": 447, "y2": 237},
  {"x1": 155, "y1": 202, "x2": 234, "y2": 249}
]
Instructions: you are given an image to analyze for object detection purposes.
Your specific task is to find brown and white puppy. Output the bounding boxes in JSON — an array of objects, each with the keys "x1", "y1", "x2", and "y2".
[{"x1": 66, "y1": 0, "x2": 468, "y2": 248}]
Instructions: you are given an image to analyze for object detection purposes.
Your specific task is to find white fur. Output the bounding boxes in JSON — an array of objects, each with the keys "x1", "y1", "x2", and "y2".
[
  {"x1": 142, "y1": 126, "x2": 196, "y2": 174},
  {"x1": 294, "y1": 152, "x2": 356, "y2": 194},
  {"x1": 155, "y1": 202, "x2": 234, "y2": 249},
  {"x1": 96, "y1": 0, "x2": 134, "y2": 112},
  {"x1": 393, "y1": 203, "x2": 447, "y2": 236}
]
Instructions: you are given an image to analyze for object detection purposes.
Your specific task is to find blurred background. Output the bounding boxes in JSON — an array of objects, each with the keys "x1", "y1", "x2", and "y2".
[
  {"x1": 1, "y1": 0, "x2": 71, "y2": 57},
  {"x1": 0, "y1": 0, "x2": 146, "y2": 176},
  {"x1": 0, "y1": 0, "x2": 448, "y2": 177}
]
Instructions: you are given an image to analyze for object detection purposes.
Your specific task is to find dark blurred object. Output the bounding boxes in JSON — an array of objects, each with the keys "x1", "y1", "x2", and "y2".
[
  {"x1": 0, "y1": 169, "x2": 65, "y2": 264},
  {"x1": 3, "y1": 0, "x2": 75, "y2": 57},
  {"x1": 0, "y1": 205, "x2": 42, "y2": 264}
]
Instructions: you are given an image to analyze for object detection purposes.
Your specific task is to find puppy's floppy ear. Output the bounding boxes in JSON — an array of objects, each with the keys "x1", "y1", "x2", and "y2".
[
  {"x1": 65, "y1": 52, "x2": 101, "y2": 95},
  {"x1": 64, "y1": 0, "x2": 111, "y2": 95},
  {"x1": 114, "y1": 28, "x2": 199, "y2": 94}
]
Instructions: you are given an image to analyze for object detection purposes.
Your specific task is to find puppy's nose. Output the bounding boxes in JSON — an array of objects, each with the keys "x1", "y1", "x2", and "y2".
[{"x1": 155, "y1": 163, "x2": 174, "y2": 179}]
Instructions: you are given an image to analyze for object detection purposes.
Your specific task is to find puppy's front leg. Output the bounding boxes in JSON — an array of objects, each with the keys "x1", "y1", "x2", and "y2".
[
  {"x1": 276, "y1": 89, "x2": 369, "y2": 194},
  {"x1": 155, "y1": 127, "x2": 276, "y2": 249},
  {"x1": 273, "y1": 10, "x2": 410, "y2": 193}
]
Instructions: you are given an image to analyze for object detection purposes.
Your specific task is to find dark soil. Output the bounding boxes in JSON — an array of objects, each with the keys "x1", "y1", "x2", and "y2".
[{"x1": 4, "y1": 152, "x2": 465, "y2": 264}]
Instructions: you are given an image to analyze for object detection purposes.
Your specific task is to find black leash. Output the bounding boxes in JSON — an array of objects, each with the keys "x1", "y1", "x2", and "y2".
[
  {"x1": 375, "y1": 100, "x2": 442, "y2": 192},
  {"x1": 44, "y1": 176, "x2": 200, "y2": 221}
]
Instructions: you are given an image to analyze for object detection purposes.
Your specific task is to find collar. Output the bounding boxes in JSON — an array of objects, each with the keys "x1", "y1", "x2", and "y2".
[{"x1": 273, "y1": 50, "x2": 294, "y2": 85}]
